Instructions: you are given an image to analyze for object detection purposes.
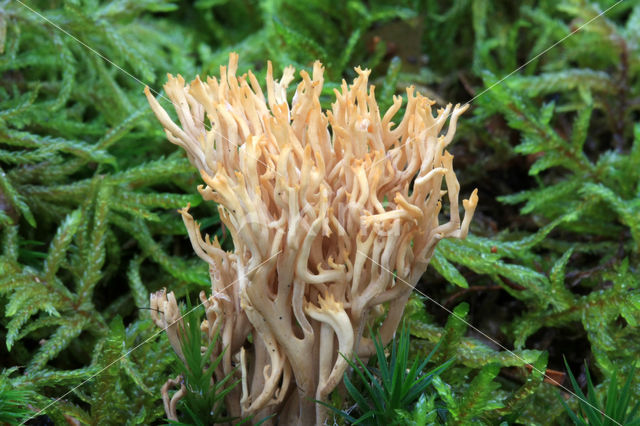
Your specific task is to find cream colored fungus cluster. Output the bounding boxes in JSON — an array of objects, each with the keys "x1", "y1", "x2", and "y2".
[{"x1": 146, "y1": 53, "x2": 477, "y2": 425}]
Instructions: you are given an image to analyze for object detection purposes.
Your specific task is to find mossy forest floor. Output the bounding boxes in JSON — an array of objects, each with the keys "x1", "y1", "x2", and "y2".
[{"x1": 1, "y1": 0, "x2": 639, "y2": 425}]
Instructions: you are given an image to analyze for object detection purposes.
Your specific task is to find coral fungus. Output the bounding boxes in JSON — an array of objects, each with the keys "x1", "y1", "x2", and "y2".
[{"x1": 146, "y1": 53, "x2": 477, "y2": 424}]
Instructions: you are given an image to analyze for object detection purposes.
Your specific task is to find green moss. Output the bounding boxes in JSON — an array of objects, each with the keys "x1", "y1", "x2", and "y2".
[{"x1": 1, "y1": 0, "x2": 638, "y2": 424}]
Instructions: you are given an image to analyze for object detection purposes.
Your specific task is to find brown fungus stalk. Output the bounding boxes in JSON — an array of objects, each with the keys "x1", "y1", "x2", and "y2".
[{"x1": 145, "y1": 53, "x2": 478, "y2": 425}]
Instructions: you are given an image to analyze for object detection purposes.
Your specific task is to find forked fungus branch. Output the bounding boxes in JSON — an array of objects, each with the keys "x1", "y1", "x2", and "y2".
[{"x1": 146, "y1": 53, "x2": 478, "y2": 425}]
